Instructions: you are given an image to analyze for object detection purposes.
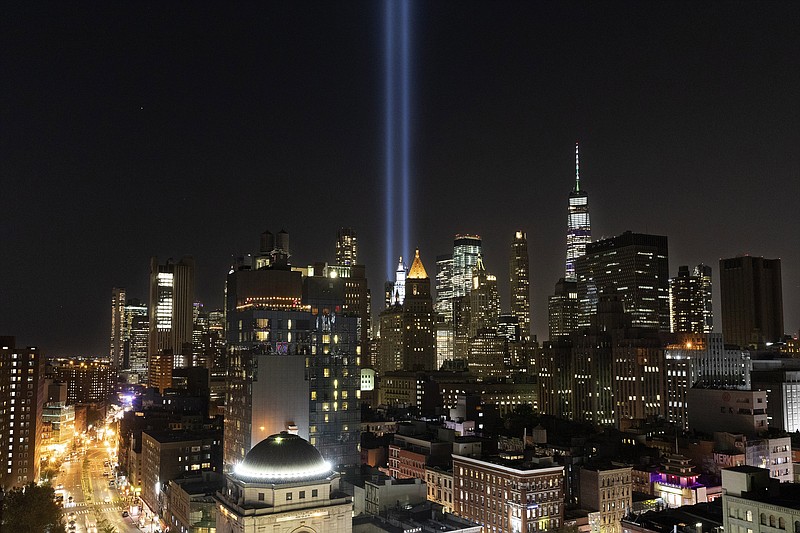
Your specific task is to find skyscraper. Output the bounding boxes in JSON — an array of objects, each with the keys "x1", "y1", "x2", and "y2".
[
  {"x1": 565, "y1": 142, "x2": 591, "y2": 281},
  {"x1": 694, "y1": 263, "x2": 714, "y2": 333},
  {"x1": 669, "y1": 265, "x2": 712, "y2": 334},
  {"x1": 335, "y1": 226, "x2": 357, "y2": 266},
  {"x1": 0, "y1": 337, "x2": 45, "y2": 490},
  {"x1": 110, "y1": 287, "x2": 126, "y2": 370},
  {"x1": 452, "y1": 234, "x2": 482, "y2": 299},
  {"x1": 548, "y1": 278, "x2": 578, "y2": 339},
  {"x1": 148, "y1": 256, "x2": 195, "y2": 391},
  {"x1": 576, "y1": 231, "x2": 670, "y2": 331},
  {"x1": 469, "y1": 255, "x2": 499, "y2": 337},
  {"x1": 124, "y1": 299, "x2": 148, "y2": 379},
  {"x1": 509, "y1": 231, "x2": 531, "y2": 339},
  {"x1": 378, "y1": 250, "x2": 436, "y2": 373},
  {"x1": 434, "y1": 254, "x2": 454, "y2": 322},
  {"x1": 719, "y1": 256, "x2": 784, "y2": 349}
]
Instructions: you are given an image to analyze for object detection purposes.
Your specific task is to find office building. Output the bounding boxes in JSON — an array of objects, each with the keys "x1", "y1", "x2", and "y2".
[
  {"x1": 111, "y1": 287, "x2": 127, "y2": 370},
  {"x1": 686, "y1": 388, "x2": 768, "y2": 436},
  {"x1": 664, "y1": 333, "x2": 752, "y2": 430},
  {"x1": 670, "y1": 266, "x2": 711, "y2": 334},
  {"x1": 577, "y1": 231, "x2": 669, "y2": 331},
  {"x1": 378, "y1": 250, "x2": 436, "y2": 373},
  {"x1": 389, "y1": 256, "x2": 407, "y2": 305},
  {"x1": 468, "y1": 255, "x2": 499, "y2": 337},
  {"x1": 452, "y1": 234, "x2": 482, "y2": 299},
  {"x1": 0, "y1": 337, "x2": 45, "y2": 490},
  {"x1": 215, "y1": 433, "x2": 353, "y2": 533},
  {"x1": 336, "y1": 226, "x2": 357, "y2": 266},
  {"x1": 435, "y1": 254, "x2": 454, "y2": 323},
  {"x1": 719, "y1": 256, "x2": 784, "y2": 349},
  {"x1": 124, "y1": 299, "x2": 149, "y2": 380},
  {"x1": 149, "y1": 256, "x2": 195, "y2": 391},
  {"x1": 750, "y1": 360, "x2": 800, "y2": 433},
  {"x1": 224, "y1": 232, "x2": 363, "y2": 471},
  {"x1": 548, "y1": 278, "x2": 579, "y2": 338},
  {"x1": 694, "y1": 264, "x2": 714, "y2": 333},
  {"x1": 453, "y1": 454, "x2": 565, "y2": 533},
  {"x1": 509, "y1": 230, "x2": 531, "y2": 338},
  {"x1": 566, "y1": 142, "x2": 591, "y2": 281}
]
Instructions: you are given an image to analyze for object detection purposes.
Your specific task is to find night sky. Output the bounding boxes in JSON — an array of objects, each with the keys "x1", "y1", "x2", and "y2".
[{"x1": 2, "y1": 2, "x2": 798, "y2": 355}]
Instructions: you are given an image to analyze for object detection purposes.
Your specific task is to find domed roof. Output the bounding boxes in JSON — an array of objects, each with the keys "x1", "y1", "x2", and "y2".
[
  {"x1": 233, "y1": 432, "x2": 332, "y2": 484},
  {"x1": 407, "y1": 249, "x2": 428, "y2": 279}
]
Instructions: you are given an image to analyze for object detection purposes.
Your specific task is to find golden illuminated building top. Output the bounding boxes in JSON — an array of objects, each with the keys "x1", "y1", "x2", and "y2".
[{"x1": 407, "y1": 248, "x2": 428, "y2": 279}]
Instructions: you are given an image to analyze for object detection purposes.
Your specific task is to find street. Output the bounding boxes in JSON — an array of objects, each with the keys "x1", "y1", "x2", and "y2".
[{"x1": 59, "y1": 433, "x2": 139, "y2": 533}]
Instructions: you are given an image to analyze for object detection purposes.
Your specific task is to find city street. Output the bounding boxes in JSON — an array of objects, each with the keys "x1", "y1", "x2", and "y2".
[{"x1": 58, "y1": 433, "x2": 139, "y2": 533}]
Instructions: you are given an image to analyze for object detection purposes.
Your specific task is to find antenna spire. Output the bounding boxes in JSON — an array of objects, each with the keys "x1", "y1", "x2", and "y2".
[{"x1": 575, "y1": 141, "x2": 580, "y2": 192}]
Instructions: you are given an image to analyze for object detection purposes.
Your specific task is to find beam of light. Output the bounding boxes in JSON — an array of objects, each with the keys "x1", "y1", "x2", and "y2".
[
  {"x1": 385, "y1": 0, "x2": 395, "y2": 280},
  {"x1": 401, "y1": 0, "x2": 411, "y2": 262}
]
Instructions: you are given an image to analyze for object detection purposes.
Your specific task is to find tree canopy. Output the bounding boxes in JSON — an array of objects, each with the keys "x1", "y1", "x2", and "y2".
[{"x1": 1, "y1": 483, "x2": 66, "y2": 533}]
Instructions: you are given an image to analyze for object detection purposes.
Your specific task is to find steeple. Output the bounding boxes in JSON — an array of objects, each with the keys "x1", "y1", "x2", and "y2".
[
  {"x1": 407, "y1": 249, "x2": 429, "y2": 279},
  {"x1": 574, "y1": 141, "x2": 580, "y2": 192}
]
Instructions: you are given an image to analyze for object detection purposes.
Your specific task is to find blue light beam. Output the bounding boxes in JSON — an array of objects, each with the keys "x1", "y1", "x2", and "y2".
[
  {"x1": 385, "y1": 0, "x2": 395, "y2": 280},
  {"x1": 401, "y1": 0, "x2": 411, "y2": 262}
]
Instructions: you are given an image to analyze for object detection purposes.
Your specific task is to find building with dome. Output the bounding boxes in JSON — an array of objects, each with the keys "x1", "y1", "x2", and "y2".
[{"x1": 215, "y1": 432, "x2": 353, "y2": 533}]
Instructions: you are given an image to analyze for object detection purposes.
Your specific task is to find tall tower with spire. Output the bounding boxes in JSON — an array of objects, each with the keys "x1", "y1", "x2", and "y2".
[{"x1": 565, "y1": 142, "x2": 591, "y2": 281}]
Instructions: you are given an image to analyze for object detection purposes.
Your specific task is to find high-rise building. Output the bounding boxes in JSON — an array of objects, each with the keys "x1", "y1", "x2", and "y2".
[
  {"x1": 388, "y1": 256, "x2": 407, "y2": 305},
  {"x1": 434, "y1": 254, "x2": 454, "y2": 323},
  {"x1": 509, "y1": 230, "x2": 531, "y2": 338},
  {"x1": 124, "y1": 299, "x2": 149, "y2": 379},
  {"x1": 719, "y1": 256, "x2": 784, "y2": 349},
  {"x1": 51, "y1": 359, "x2": 116, "y2": 404},
  {"x1": 452, "y1": 234, "x2": 482, "y2": 299},
  {"x1": 548, "y1": 278, "x2": 578, "y2": 339},
  {"x1": 335, "y1": 227, "x2": 357, "y2": 266},
  {"x1": 111, "y1": 287, "x2": 126, "y2": 370},
  {"x1": 577, "y1": 231, "x2": 670, "y2": 331},
  {"x1": 468, "y1": 255, "x2": 499, "y2": 337},
  {"x1": 0, "y1": 337, "x2": 45, "y2": 490},
  {"x1": 378, "y1": 250, "x2": 436, "y2": 373},
  {"x1": 149, "y1": 256, "x2": 195, "y2": 391},
  {"x1": 669, "y1": 265, "x2": 712, "y2": 334},
  {"x1": 565, "y1": 142, "x2": 591, "y2": 281},
  {"x1": 224, "y1": 232, "x2": 363, "y2": 471},
  {"x1": 694, "y1": 264, "x2": 714, "y2": 333}
]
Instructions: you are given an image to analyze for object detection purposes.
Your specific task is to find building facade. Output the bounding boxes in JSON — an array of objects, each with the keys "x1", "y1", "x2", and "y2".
[
  {"x1": 149, "y1": 256, "x2": 195, "y2": 390},
  {"x1": 453, "y1": 454, "x2": 565, "y2": 533},
  {"x1": 669, "y1": 265, "x2": 712, "y2": 334},
  {"x1": 577, "y1": 231, "x2": 669, "y2": 331},
  {"x1": 719, "y1": 256, "x2": 784, "y2": 349},
  {"x1": 215, "y1": 433, "x2": 353, "y2": 533},
  {"x1": 566, "y1": 142, "x2": 591, "y2": 282},
  {"x1": 0, "y1": 337, "x2": 45, "y2": 490},
  {"x1": 510, "y1": 231, "x2": 531, "y2": 339}
]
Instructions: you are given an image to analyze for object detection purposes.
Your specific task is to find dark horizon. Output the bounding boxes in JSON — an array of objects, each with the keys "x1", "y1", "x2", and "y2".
[{"x1": 2, "y1": 2, "x2": 798, "y2": 355}]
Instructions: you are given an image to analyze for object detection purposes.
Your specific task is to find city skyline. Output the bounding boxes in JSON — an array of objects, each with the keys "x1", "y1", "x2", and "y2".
[{"x1": 2, "y1": 2, "x2": 799, "y2": 354}]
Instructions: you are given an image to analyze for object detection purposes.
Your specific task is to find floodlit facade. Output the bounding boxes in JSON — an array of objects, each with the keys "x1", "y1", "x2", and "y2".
[
  {"x1": 111, "y1": 287, "x2": 127, "y2": 369},
  {"x1": 215, "y1": 433, "x2": 352, "y2": 533},
  {"x1": 469, "y1": 255, "x2": 499, "y2": 337}
]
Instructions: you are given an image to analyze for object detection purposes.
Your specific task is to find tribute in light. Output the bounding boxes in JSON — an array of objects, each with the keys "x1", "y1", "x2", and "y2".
[{"x1": 384, "y1": 0, "x2": 412, "y2": 280}]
